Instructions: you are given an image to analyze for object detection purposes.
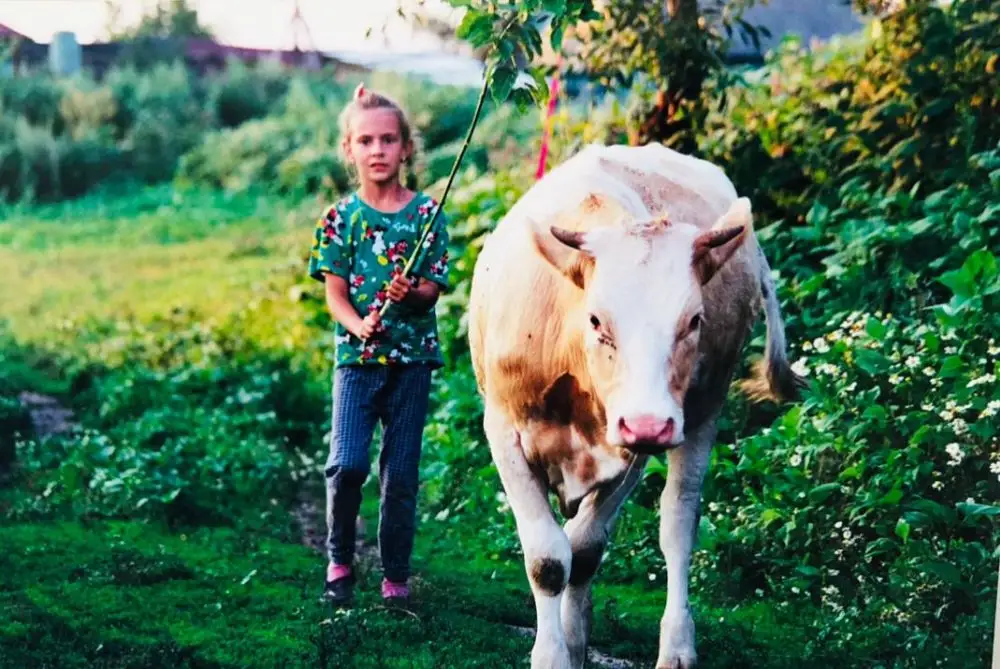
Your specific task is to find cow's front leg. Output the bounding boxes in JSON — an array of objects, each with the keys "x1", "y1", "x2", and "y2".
[
  {"x1": 656, "y1": 420, "x2": 716, "y2": 669},
  {"x1": 561, "y1": 455, "x2": 647, "y2": 668},
  {"x1": 485, "y1": 408, "x2": 572, "y2": 669}
]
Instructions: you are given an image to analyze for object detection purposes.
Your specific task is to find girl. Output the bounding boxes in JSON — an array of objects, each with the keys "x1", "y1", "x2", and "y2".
[{"x1": 308, "y1": 84, "x2": 450, "y2": 605}]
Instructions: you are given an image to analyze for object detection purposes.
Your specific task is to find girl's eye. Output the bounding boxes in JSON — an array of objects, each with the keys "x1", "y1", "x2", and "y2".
[{"x1": 589, "y1": 314, "x2": 601, "y2": 330}]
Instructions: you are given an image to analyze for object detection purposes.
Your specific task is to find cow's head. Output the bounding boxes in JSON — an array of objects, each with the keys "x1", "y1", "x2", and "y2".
[{"x1": 537, "y1": 197, "x2": 752, "y2": 454}]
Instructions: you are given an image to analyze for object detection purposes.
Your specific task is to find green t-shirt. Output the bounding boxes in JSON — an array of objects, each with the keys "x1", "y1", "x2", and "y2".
[{"x1": 308, "y1": 191, "x2": 450, "y2": 368}]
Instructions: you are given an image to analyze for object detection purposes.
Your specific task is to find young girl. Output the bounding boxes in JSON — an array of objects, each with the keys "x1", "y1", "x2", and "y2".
[{"x1": 308, "y1": 84, "x2": 450, "y2": 605}]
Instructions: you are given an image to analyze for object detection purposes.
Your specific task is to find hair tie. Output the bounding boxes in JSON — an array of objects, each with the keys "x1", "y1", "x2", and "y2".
[{"x1": 354, "y1": 83, "x2": 366, "y2": 100}]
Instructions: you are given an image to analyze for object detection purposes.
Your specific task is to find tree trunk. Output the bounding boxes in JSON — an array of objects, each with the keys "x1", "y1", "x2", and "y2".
[{"x1": 639, "y1": 0, "x2": 705, "y2": 149}]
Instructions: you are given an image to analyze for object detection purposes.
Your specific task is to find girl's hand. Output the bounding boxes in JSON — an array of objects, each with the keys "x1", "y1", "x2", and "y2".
[
  {"x1": 387, "y1": 274, "x2": 413, "y2": 303},
  {"x1": 356, "y1": 312, "x2": 381, "y2": 340}
]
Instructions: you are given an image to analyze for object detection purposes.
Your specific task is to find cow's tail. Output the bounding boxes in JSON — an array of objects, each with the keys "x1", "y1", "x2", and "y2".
[{"x1": 738, "y1": 247, "x2": 807, "y2": 404}]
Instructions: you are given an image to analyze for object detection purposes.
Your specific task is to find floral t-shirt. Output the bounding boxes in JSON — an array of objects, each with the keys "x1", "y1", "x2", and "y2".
[{"x1": 308, "y1": 191, "x2": 450, "y2": 368}]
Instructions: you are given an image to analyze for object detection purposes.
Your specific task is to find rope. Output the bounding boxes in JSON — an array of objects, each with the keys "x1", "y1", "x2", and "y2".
[{"x1": 536, "y1": 57, "x2": 562, "y2": 180}]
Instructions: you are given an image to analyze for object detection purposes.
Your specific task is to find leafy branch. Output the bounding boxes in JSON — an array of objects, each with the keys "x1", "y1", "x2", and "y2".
[{"x1": 445, "y1": 0, "x2": 601, "y2": 109}]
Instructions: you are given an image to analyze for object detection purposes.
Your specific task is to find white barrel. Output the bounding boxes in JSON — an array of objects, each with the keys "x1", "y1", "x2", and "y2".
[{"x1": 49, "y1": 31, "x2": 81, "y2": 76}]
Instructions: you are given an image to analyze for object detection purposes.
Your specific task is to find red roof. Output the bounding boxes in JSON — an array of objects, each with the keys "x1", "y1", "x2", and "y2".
[{"x1": 0, "y1": 22, "x2": 28, "y2": 40}]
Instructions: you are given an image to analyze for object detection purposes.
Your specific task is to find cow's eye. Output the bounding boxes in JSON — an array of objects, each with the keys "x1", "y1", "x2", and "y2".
[
  {"x1": 589, "y1": 314, "x2": 601, "y2": 330},
  {"x1": 689, "y1": 313, "x2": 702, "y2": 332}
]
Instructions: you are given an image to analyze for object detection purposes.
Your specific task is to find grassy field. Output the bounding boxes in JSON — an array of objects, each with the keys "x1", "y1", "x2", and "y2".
[{"x1": 0, "y1": 187, "x2": 988, "y2": 669}]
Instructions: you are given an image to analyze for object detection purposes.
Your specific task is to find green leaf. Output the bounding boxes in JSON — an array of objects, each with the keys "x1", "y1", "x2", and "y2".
[
  {"x1": 906, "y1": 216, "x2": 935, "y2": 236},
  {"x1": 760, "y1": 509, "x2": 783, "y2": 526},
  {"x1": 916, "y1": 559, "x2": 963, "y2": 587},
  {"x1": 939, "y1": 355, "x2": 964, "y2": 377},
  {"x1": 808, "y1": 482, "x2": 841, "y2": 504},
  {"x1": 542, "y1": 0, "x2": 568, "y2": 14},
  {"x1": 865, "y1": 538, "x2": 897, "y2": 559},
  {"x1": 855, "y1": 349, "x2": 890, "y2": 375},
  {"x1": 879, "y1": 486, "x2": 903, "y2": 505},
  {"x1": 895, "y1": 518, "x2": 910, "y2": 542},
  {"x1": 489, "y1": 64, "x2": 517, "y2": 104},
  {"x1": 456, "y1": 11, "x2": 490, "y2": 39},
  {"x1": 957, "y1": 502, "x2": 1000, "y2": 518},
  {"x1": 863, "y1": 404, "x2": 887, "y2": 423},
  {"x1": 550, "y1": 21, "x2": 565, "y2": 51},
  {"x1": 865, "y1": 317, "x2": 888, "y2": 341}
]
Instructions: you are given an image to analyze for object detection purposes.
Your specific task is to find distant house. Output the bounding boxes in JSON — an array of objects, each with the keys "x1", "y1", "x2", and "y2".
[
  {"x1": 0, "y1": 27, "x2": 368, "y2": 79},
  {"x1": 725, "y1": 0, "x2": 865, "y2": 59}
]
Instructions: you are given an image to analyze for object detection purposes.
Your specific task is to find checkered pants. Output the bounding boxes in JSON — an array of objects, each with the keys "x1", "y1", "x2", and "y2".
[{"x1": 324, "y1": 363, "x2": 433, "y2": 583}]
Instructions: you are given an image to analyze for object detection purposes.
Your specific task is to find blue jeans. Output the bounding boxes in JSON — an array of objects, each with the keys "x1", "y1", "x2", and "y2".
[{"x1": 324, "y1": 363, "x2": 432, "y2": 583}]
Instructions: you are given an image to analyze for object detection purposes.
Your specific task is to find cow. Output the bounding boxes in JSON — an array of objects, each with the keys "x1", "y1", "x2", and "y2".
[{"x1": 467, "y1": 142, "x2": 804, "y2": 669}]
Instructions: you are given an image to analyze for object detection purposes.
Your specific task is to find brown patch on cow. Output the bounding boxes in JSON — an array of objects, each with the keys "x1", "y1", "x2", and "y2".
[
  {"x1": 569, "y1": 543, "x2": 605, "y2": 586},
  {"x1": 540, "y1": 373, "x2": 602, "y2": 447},
  {"x1": 574, "y1": 451, "x2": 597, "y2": 484},
  {"x1": 530, "y1": 558, "x2": 566, "y2": 596},
  {"x1": 670, "y1": 337, "x2": 699, "y2": 406}
]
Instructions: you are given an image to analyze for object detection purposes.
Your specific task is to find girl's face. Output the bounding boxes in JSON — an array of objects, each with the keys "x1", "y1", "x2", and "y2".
[{"x1": 344, "y1": 108, "x2": 411, "y2": 186}]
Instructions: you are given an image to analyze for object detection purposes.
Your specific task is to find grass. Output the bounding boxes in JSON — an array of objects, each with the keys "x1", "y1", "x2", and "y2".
[{"x1": 0, "y1": 186, "x2": 315, "y2": 342}]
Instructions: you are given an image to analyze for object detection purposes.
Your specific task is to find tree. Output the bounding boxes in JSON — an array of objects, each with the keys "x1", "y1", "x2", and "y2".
[
  {"x1": 105, "y1": 0, "x2": 214, "y2": 41},
  {"x1": 103, "y1": 0, "x2": 214, "y2": 69}
]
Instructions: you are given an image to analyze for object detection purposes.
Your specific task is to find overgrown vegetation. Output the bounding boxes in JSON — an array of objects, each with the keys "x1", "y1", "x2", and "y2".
[{"x1": 1, "y1": 1, "x2": 997, "y2": 667}]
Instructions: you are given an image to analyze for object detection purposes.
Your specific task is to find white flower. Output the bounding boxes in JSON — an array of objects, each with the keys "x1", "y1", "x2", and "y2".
[
  {"x1": 835, "y1": 521, "x2": 843, "y2": 529},
  {"x1": 951, "y1": 418, "x2": 968, "y2": 435},
  {"x1": 649, "y1": 573, "x2": 656, "y2": 581},
  {"x1": 968, "y1": 373, "x2": 996, "y2": 388},
  {"x1": 813, "y1": 338, "x2": 830, "y2": 353},
  {"x1": 889, "y1": 374, "x2": 902, "y2": 384},
  {"x1": 790, "y1": 454, "x2": 802, "y2": 467},
  {"x1": 945, "y1": 346, "x2": 957, "y2": 354},
  {"x1": 922, "y1": 366, "x2": 935, "y2": 377},
  {"x1": 945, "y1": 442, "x2": 965, "y2": 466},
  {"x1": 990, "y1": 461, "x2": 1000, "y2": 475},
  {"x1": 932, "y1": 481, "x2": 944, "y2": 490},
  {"x1": 843, "y1": 530, "x2": 852, "y2": 540},
  {"x1": 905, "y1": 356, "x2": 920, "y2": 369},
  {"x1": 817, "y1": 363, "x2": 839, "y2": 376},
  {"x1": 939, "y1": 410, "x2": 955, "y2": 421},
  {"x1": 792, "y1": 358, "x2": 810, "y2": 376}
]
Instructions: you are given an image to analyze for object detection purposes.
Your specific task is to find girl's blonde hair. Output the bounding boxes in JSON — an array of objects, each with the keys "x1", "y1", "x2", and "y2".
[{"x1": 337, "y1": 83, "x2": 421, "y2": 189}]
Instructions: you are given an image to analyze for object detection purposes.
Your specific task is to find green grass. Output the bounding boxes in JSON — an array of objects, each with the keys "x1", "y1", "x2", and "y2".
[
  {"x1": 0, "y1": 515, "x2": 873, "y2": 669},
  {"x1": 0, "y1": 187, "x2": 316, "y2": 342}
]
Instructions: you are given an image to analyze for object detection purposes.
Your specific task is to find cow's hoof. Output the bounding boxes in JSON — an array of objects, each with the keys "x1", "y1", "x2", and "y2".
[
  {"x1": 531, "y1": 635, "x2": 572, "y2": 669},
  {"x1": 657, "y1": 610, "x2": 696, "y2": 669},
  {"x1": 655, "y1": 653, "x2": 697, "y2": 669}
]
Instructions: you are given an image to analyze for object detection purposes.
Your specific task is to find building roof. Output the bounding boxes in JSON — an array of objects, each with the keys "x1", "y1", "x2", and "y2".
[{"x1": 0, "y1": 22, "x2": 31, "y2": 41}]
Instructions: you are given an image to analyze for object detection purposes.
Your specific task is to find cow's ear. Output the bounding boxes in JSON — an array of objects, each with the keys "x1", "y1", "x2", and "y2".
[
  {"x1": 692, "y1": 198, "x2": 752, "y2": 285},
  {"x1": 532, "y1": 223, "x2": 595, "y2": 289}
]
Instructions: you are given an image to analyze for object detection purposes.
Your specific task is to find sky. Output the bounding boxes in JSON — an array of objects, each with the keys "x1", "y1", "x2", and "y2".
[{"x1": 0, "y1": 0, "x2": 461, "y2": 53}]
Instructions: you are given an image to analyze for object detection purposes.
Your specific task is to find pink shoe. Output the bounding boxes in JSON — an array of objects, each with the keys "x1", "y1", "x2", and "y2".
[
  {"x1": 324, "y1": 563, "x2": 354, "y2": 604},
  {"x1": 381, "y1": 578, "x2": 410, "y2": 602}
]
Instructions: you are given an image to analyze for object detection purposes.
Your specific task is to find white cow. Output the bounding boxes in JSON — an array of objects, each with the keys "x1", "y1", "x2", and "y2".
[{"x1": 467, "y1": 143, "x2": 803, "y2": 668}]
